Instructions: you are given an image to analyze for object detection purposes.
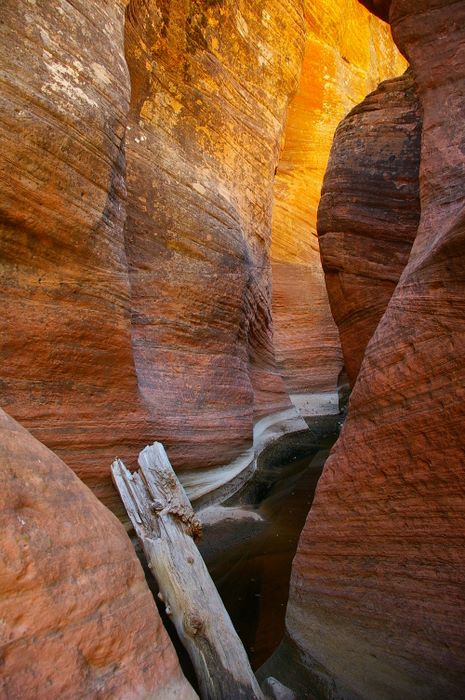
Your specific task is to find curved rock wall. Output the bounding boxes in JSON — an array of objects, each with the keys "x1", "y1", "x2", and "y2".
[
  {"x1": 0, "y1": 408, "x2": 195, "y2": 699},
  {"x1": 271, "y1": 0, "x2": 406, "y2": 399},
  {"x1": 0, "y1": 0, "x2": 307, "y2": 512},
  {"x1": 287, "y1": 1, "x2": 465, "y2": 697},
  {"x1": 0, "y1": 0, "x2": 405, "y2": 514},
  {"x1": 0, "y1": 0, "x2": 151, "y2": 515},
  {"x1": 123, "y1": 0, "x2": 305, "y2": 477},
  {"x1": 318, "y1": 70, "x2": 421, "y2": 385}
]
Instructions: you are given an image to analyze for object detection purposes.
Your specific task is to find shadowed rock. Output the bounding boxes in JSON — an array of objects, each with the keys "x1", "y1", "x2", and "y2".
[{"x1": 318, "y1": 70, "x2": 421, "y2": 385}]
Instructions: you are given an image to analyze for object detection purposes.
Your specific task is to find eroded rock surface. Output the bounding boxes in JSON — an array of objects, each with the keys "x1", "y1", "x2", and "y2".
[
  {"x1": 0, "y1": 0, "x2": 306, "y2": 512},
  {"x1": 271, "y1": 0, "x2": 406, "y2": 397},
  {"x1": 123, "y1": 0, "x2": 305, "y2": 475},
  {"x1": 0, "y1": 0, "x2": 406, "y2": 514},
  {"x1": 287, "y1": 1, "x2": 465, "y2": 697},
  {"x1": 0, "y1": 408, "x2": 196, "y2": 699},
  {"x1": 0, "y1": 0, "x2": 151, "y2": 515},
  {"x1": 318, "y1": 70, "x2": 421, "y2": 385}
]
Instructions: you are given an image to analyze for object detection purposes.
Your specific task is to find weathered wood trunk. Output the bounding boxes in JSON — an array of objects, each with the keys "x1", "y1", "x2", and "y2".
[{"x1": 112, "y1": 442, "x2": 264, "y2": 700}]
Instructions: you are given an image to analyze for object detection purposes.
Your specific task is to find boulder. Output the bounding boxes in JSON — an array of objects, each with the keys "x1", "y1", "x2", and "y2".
[{"x1": 0, "y1": 408, "x2": 196, "y2": 699}]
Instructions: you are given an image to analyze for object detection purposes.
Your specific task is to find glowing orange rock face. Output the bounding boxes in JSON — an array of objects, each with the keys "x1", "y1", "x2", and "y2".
[
  {"x1": 272, "y1": 0, "x2": 407, "y2": 396},
  {"x1": 0, "y1": 409, "x2": 195, "y2": 699},
  {"x1": 0, "y1": 0, "x2": 404, "y2": 513}
]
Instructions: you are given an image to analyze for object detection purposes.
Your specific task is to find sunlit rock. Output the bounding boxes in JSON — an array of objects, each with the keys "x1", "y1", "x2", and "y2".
[{"x1": 271, "y1": 0, "x2": 406, "y2": 402}]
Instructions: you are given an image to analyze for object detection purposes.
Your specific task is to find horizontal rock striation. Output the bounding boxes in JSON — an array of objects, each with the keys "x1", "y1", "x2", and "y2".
[
  {"x1": 0, "y1": 0, "x2": 304, "y2": 511},
  {"x1": 123, "y1": 0, "x2": 306, "y2": 475},
  {"x1": 0, "y1": 0, "x2": 152, "y2": 515},
  {"x1": 271, "y1": 0, "x2": 407, "y2": 398},
  {"x1": 0, "y1": 408, "x2": 195, "y2": 699},
  {"x1": 0, "y1": 0, "x2": 406, "y2": 512},
  {"x1": 288, "y1": 0, "x2": 465, "y2": 698},
  {"x1": 318, "y1": 70, "x2": 422, "y2": 385}
]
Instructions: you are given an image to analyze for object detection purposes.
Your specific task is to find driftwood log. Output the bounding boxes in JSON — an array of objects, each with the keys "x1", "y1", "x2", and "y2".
[{"x1": 112, "y1": 442, "x2": 264, "y2": 700}]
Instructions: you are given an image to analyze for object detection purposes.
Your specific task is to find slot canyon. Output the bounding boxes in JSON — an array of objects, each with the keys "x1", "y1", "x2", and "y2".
[{"x1": 0, "y1": 0, "x2": 464, "y2": 698}]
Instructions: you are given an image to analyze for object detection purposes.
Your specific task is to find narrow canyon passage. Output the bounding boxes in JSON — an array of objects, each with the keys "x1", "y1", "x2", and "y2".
[
  {"x1": 199, "y1": 416, "x2": 341, "y2": 670},
  {"x1": 1, "y1": 1, "x2": 464, "y2": 699}
]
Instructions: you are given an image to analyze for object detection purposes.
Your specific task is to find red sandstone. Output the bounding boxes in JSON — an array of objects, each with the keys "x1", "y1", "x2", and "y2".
[
  {"x1": 318, "y1": 70, "x2": 421, "y2": 385},
  {"x1": 0, "y1": 408, "x2": 195, "y2": 699},
  {"x1": 289, "y1": 1, "x2": 465, "y2": 697}
]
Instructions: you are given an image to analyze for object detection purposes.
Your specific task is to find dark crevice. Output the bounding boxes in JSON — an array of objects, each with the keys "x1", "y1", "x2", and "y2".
[{"x1": 199, "y1": 415, "x2": 342, "y2": 670}]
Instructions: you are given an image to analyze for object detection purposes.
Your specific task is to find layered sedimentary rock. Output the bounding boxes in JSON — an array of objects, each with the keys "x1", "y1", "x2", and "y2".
[
  {"x1": 123, "y1": 0, "x2": 305, "y2": 476},
  {"x1": 0, "y1": 0, "x2": 151, "y2": 514},
  {"x1": 0, "y1": 408, "x2": 195, "y2": 699},
  {"x1": 0, "y1": 0, "x2": 406, "y2": 513},
  {"x1": 318, "y1": 70, "x2": 421, "y2": 385},
  {"x1": 288, "y1": 1, "x2": 465, "y2": 697},
  {"x1": 271, "y1": 0, "x2": 406, "y2": 398},
  {"x1": 0, "y1": 0, "x2": 307, "y2": 513}
]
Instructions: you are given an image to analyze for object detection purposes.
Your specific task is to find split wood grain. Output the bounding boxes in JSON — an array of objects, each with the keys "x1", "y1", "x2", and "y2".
[{"x1": 112, "y1": 442, "x2": 264, "y2": 700}]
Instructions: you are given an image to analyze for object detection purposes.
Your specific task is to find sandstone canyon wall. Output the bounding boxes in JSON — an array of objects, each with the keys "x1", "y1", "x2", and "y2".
[
  {"x1": 123, "y1": 0, "x2": 306, "y2": 480},
  {"x1": 0, "y1": 0, "x2": 406, "y2": 514},
  {"x1": 0, "y1": 0, "x2": 303, "y2": 514},
  {"x1": 0, "y1": 408, "x2": 195, "y2": 699},
  {"x1": 0, "y1": 0, "x2": 151, "y2": 516},
  {"x1": 271, "y1": 0, "x2": 406, "y2": 402},
  {"x1": 287, "y1": 1, "x2": 465, "y2": 697},
  {"x1": 318, "y1": 70, "x2": 421, "y2": 385}
]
